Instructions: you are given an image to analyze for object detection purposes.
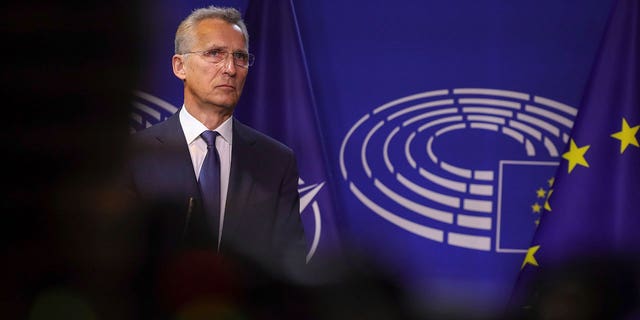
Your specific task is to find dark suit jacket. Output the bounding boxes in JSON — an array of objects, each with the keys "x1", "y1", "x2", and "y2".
[{"x1": 126, "y1": 113, "x2": 306, "y2": 276}]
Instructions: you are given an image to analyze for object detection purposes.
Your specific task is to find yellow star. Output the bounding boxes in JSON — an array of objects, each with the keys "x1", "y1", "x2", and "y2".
[
  {"x1": 547, "y1": 177, "x2": 555, "y2": 188},
  {"x1": 544, "y1": 189, "x2": 553, "y2": 211},
  {"x1": 531, "y1": 202, "x2": 542, "y2": 213},
  {"x1": 611, "y1": 118, "x2": 639, "y2": 154},
  {"x1": 521, "y1": 245, "x2": 540, "y2": 269},
  {"x1": 562, "y1": 139, "x2": 590, "y2": 173},
  {"x1": 536, "y1": 188, "x2": 546, "y2": 199}
]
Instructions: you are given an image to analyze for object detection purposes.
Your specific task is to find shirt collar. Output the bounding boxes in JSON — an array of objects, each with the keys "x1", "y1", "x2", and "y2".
[{"x1": 179, "y1": 106, "x2": 233, "y2": 145}]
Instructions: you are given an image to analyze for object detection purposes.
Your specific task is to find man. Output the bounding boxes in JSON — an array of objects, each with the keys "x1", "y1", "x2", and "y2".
[{"x1": 127, "y1": 6, "x2": 307, "y2": 278}]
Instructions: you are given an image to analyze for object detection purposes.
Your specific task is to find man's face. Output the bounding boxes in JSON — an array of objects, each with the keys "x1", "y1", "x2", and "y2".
[{"x1": 178, "y1": 18, "x2": 248, "y2": 111}]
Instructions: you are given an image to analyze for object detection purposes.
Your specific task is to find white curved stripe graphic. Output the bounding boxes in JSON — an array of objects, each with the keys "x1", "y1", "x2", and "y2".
[
  {"x1": 305, "y1": 201, "x2": 322, "y2": 263},
  {"x1": 418, "y1": 116, "x2": 463, "y2": 132},
  {"x1": 473, "y1": 171, "x2": 494, "y2": 181},
  {"x1": 361, "y1": 120, "x2": 384, "y2": 178},
  {"x1": 418, "y1": 167, "x2": 467, "y2": 193},
  {"x1": 525, "y1": 139, "x2": 535, "y2": 156},
  {"x1": 351, "y1": 183, "x2": 444, "y2": 242},
  {"x1": 427, "y1": 136, "x2": 438, "y2": 163},
  {"x1": 441, "y1": 161, "x2": 472, "y2": 179},
  {"x1": 453, "y1": 88, "x2": 530, "y2": 100},
  {"x1": 463, "y1": 199, "x2": 493, "y2": 213},
  {"x1": 374, "y1": 179, "x2": 454, "y2": 224},
  {"x1": 448, "y1": 232, "x2": 491, "y2": 251},
  {"x1": 502, "y1": 126, "x2": 525, "y2": 143},
  {"x1": 374, "y1": 89, "x2": 449, "y2": 114},
  {"x1": 467, "y1": 115, "x2": 506, "y2": 125},
  {"x1": 469, "y1": 184, "x2": 493, "y2": 196},
  {"x1": 133, "y1": 102, "x2": 163, "y2": 120},
  {"x1": 340, "y1": 113, "x2": 370, "y2": 179},
  {"x1": 397, "y1": 173, "x2": 461, "y2": 208},
  {"x1": 525, "y1": 105, "x2": 574, "y2": 128},
  {"x1": 458, "y1": 98, "x2": 521, "y2": 110},
  {"x1": 436, "y1": 123, "x2": 466, "y2": 136},
  {"x1": 509, "y1": 120, "x2": 542, "y2": 141},
  {"x1": 135, "y1": 90, "x2": 180, "y2": 114},
  {"x1": 403, "y1": 108, "x2": 458, "y2": 127},
  {"x1": 543, "y1": 136, "x2": 559, "y2": 157},
  {"x1": 405, "y1": 132, "x2": 417, "y2": 169},
  {"x1": 462, "y1": 107, "x2": 513, "y2": 118},
  {"x1": 517, "y1": 113, "x2": 560, "y2": 137},
  {"x1": 388, "y1": 99, "x2": 454, "y2": 121},
  {"x1": 383, "y1": 126, "x2": 400, "y2": 173},
  {"x1": 534, "y1": 96, "x2": 578, "y2": 116},
  {"x1": 457, "y1": 214, "x2": 492, "y2": 230},
  {"x1": 469, "y1": 122, "x2": 499, "y2": 131}
]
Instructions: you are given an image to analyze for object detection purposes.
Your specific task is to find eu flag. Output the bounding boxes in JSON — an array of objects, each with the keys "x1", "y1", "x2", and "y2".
[
  {"x1": 510, "y1": 0, "x2": 640, "y2": 317},
  {"x1": 234, "y1": 0, "x2": 343, "y2": 266}
]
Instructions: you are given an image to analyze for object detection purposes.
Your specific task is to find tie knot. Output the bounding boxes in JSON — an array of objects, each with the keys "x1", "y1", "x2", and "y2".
[{"x1": 200, "y1": 130, "x2": 219, "y2": 147}]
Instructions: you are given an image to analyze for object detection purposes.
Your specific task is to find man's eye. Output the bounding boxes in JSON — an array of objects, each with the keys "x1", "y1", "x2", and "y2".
[
  {"x1": 233, "y1": 52, "x2": 248, "y2": 61},
  {"x1": 204, "y1": 49, "x2": 223, "y2": 57}
]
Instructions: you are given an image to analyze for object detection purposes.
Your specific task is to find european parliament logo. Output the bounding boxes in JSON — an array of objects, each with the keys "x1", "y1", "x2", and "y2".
[
  {"x1": 130, "y1": 91, "x2": 324, "y2": 261},
  {"x1": 130, "y1": 91, "x2": 178, "y2": 132},
  {"x1": 339, "y1": 88, "x2": 577, "y2": 253}
]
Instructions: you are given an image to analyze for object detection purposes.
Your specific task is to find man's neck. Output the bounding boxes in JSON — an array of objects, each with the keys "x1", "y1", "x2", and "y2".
[{"x1": 184, "y1": 103, "x2": 233, "y2": 130}]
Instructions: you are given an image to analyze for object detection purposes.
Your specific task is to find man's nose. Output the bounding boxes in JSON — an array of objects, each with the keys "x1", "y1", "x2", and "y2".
[{"x1": 221, "y1": 54, "x2": 237, "y2": 75}]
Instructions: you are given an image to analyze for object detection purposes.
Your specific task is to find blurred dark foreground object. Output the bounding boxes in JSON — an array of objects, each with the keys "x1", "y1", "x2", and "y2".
[
  {"x1": 0, "y1": 2, "x2": 419, "y2": 319},
  {"x1": 507, "y1": 256, "x2": 640, "y2": 320},
  {"x1": 1, "y1": 1, "x2": 144, "y2": 319}
]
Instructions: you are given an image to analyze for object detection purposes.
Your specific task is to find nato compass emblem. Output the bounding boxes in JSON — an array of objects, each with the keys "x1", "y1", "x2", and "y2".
[
  {"x1": 298, "y1": 178, "x2": 325, "y2": 262},
  {"x1": 339, "y1": 88, "x2": 577, "y2": 253},
  {"x1": 130, "y1": 90, "x2": 323, "y2": 260}
]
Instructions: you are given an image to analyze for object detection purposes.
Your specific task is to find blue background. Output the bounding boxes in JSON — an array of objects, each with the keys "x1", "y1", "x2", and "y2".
[{"x1": 135, "y1": 0, "x2": 614, "y2": 316}]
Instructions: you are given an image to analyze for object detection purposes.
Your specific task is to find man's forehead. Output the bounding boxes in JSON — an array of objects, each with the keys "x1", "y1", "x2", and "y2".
[
  {"x1": 193, "y1": 19, "x2": 245, "y2": 45},
  {"x1": 197, "y1": 18, "x2": 242, "y2": 32}
]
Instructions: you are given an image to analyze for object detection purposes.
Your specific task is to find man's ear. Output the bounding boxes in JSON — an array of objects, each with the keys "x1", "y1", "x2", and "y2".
[{"x1": 172, "y1": 55, "x2": 187, "y2": 80}]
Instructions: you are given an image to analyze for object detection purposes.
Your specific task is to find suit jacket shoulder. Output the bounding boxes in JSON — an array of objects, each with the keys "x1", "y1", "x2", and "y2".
[{"x1": 232, "y1": 118, "x2": 295, "y2": 157}]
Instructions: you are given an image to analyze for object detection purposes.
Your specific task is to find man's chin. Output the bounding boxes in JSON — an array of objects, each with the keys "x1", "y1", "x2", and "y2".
[{"x1": 210, "y1": 99, "x2": 237, "y2": 111}]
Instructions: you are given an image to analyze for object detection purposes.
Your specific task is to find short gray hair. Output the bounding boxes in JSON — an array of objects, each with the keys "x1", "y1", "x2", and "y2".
[{"x1": 174, "y1": 6, "x2": 249, "y2": 54}]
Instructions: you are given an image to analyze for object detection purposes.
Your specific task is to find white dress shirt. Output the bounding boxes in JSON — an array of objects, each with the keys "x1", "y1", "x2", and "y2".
[{"x1": 179, "y1": 106, "x2": 232, "y2": 247}]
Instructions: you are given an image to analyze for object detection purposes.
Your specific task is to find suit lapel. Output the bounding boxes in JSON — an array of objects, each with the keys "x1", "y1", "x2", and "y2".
[
  {"x1": 221, "y1": 119, "x2": 257, "y2": 245},
  {"x1": 156, "y1": 114, "x2": 200, "y2": 201}
]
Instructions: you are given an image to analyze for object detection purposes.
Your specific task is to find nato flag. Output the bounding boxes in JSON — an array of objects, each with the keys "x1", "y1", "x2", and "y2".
[{"x1": 234, "y1": 0, "x2": 344, "y2": 266}]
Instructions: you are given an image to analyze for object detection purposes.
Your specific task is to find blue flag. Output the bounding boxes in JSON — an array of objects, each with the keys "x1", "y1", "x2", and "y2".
[
  {"x1": 234, "y1": 0, "x2": 343, "y2": 264},
  {"x1": 511, "y1": 0, "x2": 640, "y2": 315}
]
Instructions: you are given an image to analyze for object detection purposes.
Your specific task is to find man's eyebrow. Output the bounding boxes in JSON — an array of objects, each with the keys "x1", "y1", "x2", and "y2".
[
  {"x1": 202, "y1": 44, "x2": 227, "y2": 50},
  {"x1": 201, "y1": 44, "x2": 247, "y2": 53}
]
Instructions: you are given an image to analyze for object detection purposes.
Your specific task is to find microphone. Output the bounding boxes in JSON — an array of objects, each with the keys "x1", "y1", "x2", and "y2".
[{"x1": 183, "y1": 196, "x2": 195, "y2": 238}]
